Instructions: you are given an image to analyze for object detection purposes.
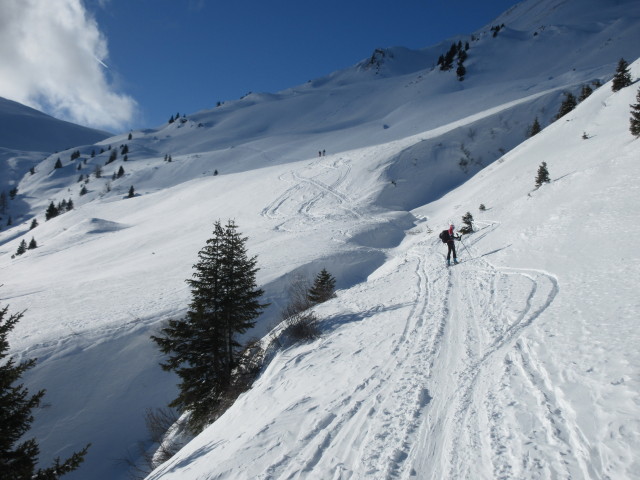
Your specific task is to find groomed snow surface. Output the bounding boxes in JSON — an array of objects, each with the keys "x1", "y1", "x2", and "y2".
[{"x1": 1, "y1": 0, "x2": 639, "y2": 478}]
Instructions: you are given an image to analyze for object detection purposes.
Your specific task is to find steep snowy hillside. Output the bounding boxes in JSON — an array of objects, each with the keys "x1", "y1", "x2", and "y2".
[
  {"x1": 0, "y1": 96, "x2": 110, "y2": 215},
  {"x1": 0, "y1": 97, "x2": 110, "y2": 153},
  {"x1": 145, "y1": 59, "x2": 640, "y2": 480},
  {"x1": 0, "y1": 0, "x2": 639, "y2": 478}
]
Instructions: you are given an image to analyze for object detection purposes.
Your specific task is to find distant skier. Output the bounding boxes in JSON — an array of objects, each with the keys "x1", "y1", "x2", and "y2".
[{"x1": 439, "y1": 224, "x2": 461, "y2": 266}]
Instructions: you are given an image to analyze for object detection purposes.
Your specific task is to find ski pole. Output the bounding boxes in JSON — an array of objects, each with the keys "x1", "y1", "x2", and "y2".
[{"x1": 459, "y1": 236, "x2": 472, "y2": 259}]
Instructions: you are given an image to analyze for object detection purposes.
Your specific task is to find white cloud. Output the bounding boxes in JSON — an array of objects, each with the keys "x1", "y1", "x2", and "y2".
[{"x1": 0, "y1": 0, "x2": 136, "y2": 131}]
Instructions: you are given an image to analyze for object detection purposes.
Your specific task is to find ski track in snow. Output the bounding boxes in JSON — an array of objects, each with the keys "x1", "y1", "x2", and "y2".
[
  {"x1": 260, "y1": 155, "x2": 362, "y2": 228},
  {"x1": 398, "y1": 225, "x2": 598, "y2": 480},
  {"x1": 255, "y1": 156, "x2": 586, "y2": 479}
]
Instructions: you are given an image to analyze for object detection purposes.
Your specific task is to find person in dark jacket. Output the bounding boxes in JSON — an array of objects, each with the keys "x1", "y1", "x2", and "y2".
[{"x1": 445, "y1": 224, "x2": 461, "y2": 265}]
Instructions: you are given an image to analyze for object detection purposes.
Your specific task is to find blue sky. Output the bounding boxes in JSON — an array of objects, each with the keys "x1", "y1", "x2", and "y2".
[{"x1": 0, "y1": 0, "x2": 520, "y2": 132}]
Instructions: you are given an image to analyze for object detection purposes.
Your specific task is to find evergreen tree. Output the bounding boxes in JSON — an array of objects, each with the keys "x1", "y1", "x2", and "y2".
[
  {"x1": 459, "y1": 211, "x2": 474, "y2": 234},
  {"x1": 456, "y1": 63, "x2": 466, "y2": 81},
  {"x1": 121, "y1": 144, "x2": 129, "y2": 155},
  {"x1": 0, "y1": 191, "x2": 7, "y2": 215},
  {"x1": 30, "y1": 218, "x2": 38, "y2": 230},
  {"x1": 128, "y1": 132, "x2": 133, "y2": 140},
  {"x1": 79, "y1": 185, "x2": 88, "y2": 196},
  {"x1": 127, "y1": 186, "x2": 135, "y2": 198},
  {"x1": 116, "y1": 166, "x2": 125, "y2": 178},
  {"x1": 612, "y1": 57, "x2": 632, "y2": 92},
  {"x1": 106, "y1": 150, "x2": 117, "y2": 165},
  {"x1": 535, "y1": 161, "x2": 551, "y2": 188},
  {"x1": 15, "y1": 239, "x2": 27, "y2": 256},
  {"x1": 66, "y1": 199, "x2": 74, "y2": 211},
  {"x1": 578, "y1": 84, "x2": 593, "y2": 101},
  {"x1": 45, "y1": 202, "x2": 58, "y2": 221},
  {"x1": 528, "y1": 117, "x2": 541, "y2": 137},
  {"x1": 307, "y1": 268, "x2": 336, "y2": 305},
  {"x1": 555, "y1": 92, "x2": 577, "y2": 120},
  {"x1": 0, "y1": 304, "x2": 89, "y2": 478},
  {"x1": 151, "y1": 220, "x2": 267, "y2": 431},
  {"x1": 29, "y1": 167, "x2": 35, "y2": 175},
  {"x1": 94, "y1": 165, "x2": 103, "y2": 178},
  {"x1": 54, "y1": 158, "x2": 62, "y2": 169},
  {"x1": 27, "y1": 238, "x2": 37, "y2": 250},
  {"x1": 630, "y1": 86, "x2": 640, "y2": 137}
]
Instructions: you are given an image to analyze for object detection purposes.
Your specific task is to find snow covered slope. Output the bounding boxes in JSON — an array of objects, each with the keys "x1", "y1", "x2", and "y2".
[
  {"x1": 0, "y1": 96, "x2": 110, "y2": 209},
  {"x1": 1, "y1": 0, "x2": 639, "y2": 479},
  {"x1": 145, "y1": 58, "x2": 640, "y2": 480}
]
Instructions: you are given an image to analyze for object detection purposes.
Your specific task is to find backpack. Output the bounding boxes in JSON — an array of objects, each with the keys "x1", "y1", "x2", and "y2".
[{"x1": 439, "y1": 230, "x2": 449, "y2": 243}]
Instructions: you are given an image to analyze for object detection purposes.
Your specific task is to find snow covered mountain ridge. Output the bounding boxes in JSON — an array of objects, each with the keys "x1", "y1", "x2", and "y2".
[{"x1": 1, "y1": 0, "x2": 639, "y2": 478}]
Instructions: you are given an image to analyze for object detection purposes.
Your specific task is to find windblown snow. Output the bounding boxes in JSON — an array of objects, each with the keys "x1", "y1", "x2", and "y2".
[{"x1": 0, "y1": 0, "x2": 639, "y2": 479}]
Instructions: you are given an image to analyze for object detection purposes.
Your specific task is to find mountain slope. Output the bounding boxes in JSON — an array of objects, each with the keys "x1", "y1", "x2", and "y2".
[
  {"x1": 0, "y1": 96, "x2": 110, "y2": 212},
  {"x1": 145, "y1": 57, "x2": 640, "y2": 480},
  {"x1": 0, "y1": 0, "x2": 639, "y2": 478},
  {"x1": 0, "y1": 97, "x2": 110, "y2": 152}
]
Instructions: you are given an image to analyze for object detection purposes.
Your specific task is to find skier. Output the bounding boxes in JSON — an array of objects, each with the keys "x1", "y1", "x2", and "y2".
[{"x1": 439, "y1": 224, "x2": 461, "y2": 266}]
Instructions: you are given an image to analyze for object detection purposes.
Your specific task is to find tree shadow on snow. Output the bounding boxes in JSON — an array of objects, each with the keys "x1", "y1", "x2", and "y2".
[
  {"x1": 479, "y1": 244, "x2": 512, "y2": 258},
  {"x1": 322, "y1": 302, "x2": 412, "y2": 333}
]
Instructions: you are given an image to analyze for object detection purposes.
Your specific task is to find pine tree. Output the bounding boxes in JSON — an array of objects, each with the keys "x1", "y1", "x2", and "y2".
[
  {"x1": 630, "y1": 86, "x2": 640, "y2": 137},
  {"x1": 535, "y1": 161, "x2": 551, "y2": 188},
  {"x1": 106, "y1": 150, "x2": 117, "y2": 165},
  {"x1": 30, "y1": 218, "x2": 38, "y2": 230},
  {"x1": 151, "y1": 220, "x2": 267, "y2": 431},
  {"x1": 54, "y1": 158, "x2": 62, "y2": 169},
  {"x1": 128, "y1": 132, "x2": 133, "y2": 140},
  {"x1": 79, "y1": 185, "x2": 88, "y2": 196},
  {"x1": 45, "y1": 202, "x2": 58, "y2": 221},
  {"x1": 307, "y1": 268, "x2": 336, "y2": 305},
  {"x1": 528, "y1": 117, "x2": 542, "y2": 137},
  {"x1": 0, "y1": 304, "x2": 89, "y2": 478},
  {"x1": 15, "y1": 239, "x2": 27, "y2": 256},
  {"x1": 459, "y1": 212, "x2": 474, "y2": 234},
  {"x1": 27, "y1": 238, "x2": 37, "y2": 250},
  {"x1": 117, "y1": 166, "x2": 125, "y2": 178},
  {"x1": 556, "y1": 92, "x2": 577, "y2": 120},
  {"x1": 456, "y1": 63, "x2": 466, "y2": 81},
  {"x1": 127, "y1": 186, "x2": 135, "y2": 198},
  {"x1": 578, "y1": 84, "x2": 593, "y2": 101},
  {"x1": 611, "y1": 58, "x2": 632, "y2": 92}
]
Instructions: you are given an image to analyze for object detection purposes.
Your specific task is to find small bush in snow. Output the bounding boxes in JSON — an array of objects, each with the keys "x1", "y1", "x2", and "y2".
[
  {"x1": 459, "y1": 212, "x2": 474, "y2": 234},
  {"x1": 281, "y1": 312, "x2": 321, "y2": 344},
  {"x1": 630, "y1": 86, "x2": 640, "y2": 137},
  {"x1": 535, "y1": 162, "x2": 551, "y2": 188}
]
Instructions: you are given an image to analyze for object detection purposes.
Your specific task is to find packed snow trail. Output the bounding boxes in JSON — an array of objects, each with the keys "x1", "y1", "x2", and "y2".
[
  {"x1": 404, "y1": 238, "x2": 568, "y2": 479},
  {"x1": 145, "y1": 222, "x2": 567, "y2": 480}
]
